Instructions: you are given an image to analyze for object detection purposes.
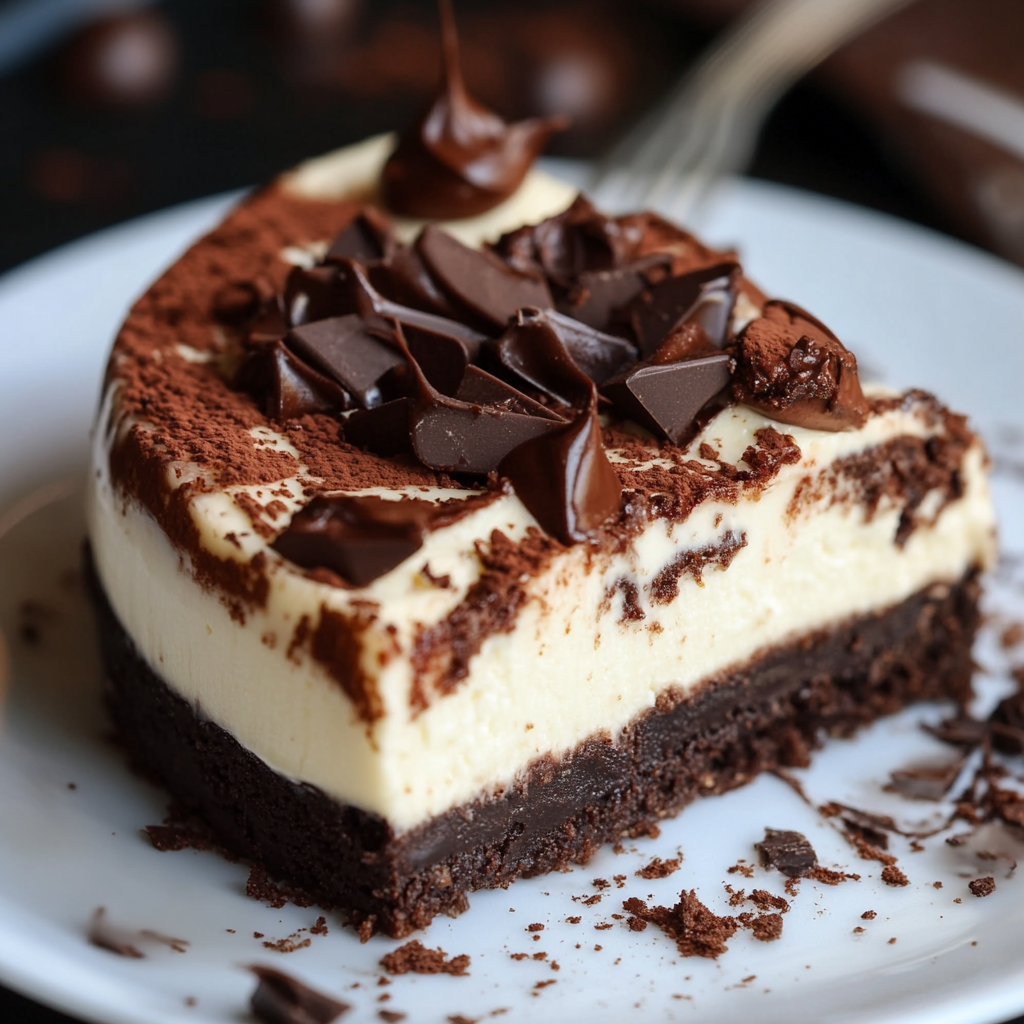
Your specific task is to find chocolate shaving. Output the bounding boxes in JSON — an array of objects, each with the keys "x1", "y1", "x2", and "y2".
[
  {"x1": 886, "y1": 756, "x2": 967, "y2": 801},
  {"x1": 755, "y1": 828, "x2": 817, "y2": 878},
  {"x1": 380, "y1": 0, "x2": 565, "y2": 219},
  {"x1": 249, "y1": 965, "x2": 350, "y2": 1024}
]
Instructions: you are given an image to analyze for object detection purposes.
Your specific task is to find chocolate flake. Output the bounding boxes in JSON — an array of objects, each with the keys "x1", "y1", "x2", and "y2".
[
  {"x1": 755, "y1": 828, "x2": 817, "y2": 878},
  {"x1": 249, "y1": 965, "x2": 350, "y2": 1024},
  {"x1": 886, "y1": 756, "x2": 967, "y2": 801}
]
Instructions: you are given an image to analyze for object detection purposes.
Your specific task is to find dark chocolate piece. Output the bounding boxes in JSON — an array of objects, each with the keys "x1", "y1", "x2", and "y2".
[
  {"x1": 631, "y1": 261, "x2": 738, "y2": 357},
  {"x1": 284, "y1": 265, "x2": 344, "y2": 326},
  {"x1": 249, "y1": 965, "x2": 350, "y2": 1024},
  {"x1": 287, "y1": 316, "x2": 404, "y2": 408},
  {"x1": 456, "y1": 365, "x2": 562, "y2": 420},
  {"x1": 416, "y1": 225, "x2": 553, "y2": 329},
  {"x1": 237, "y1": 341, "x2": 350, "y2": 419},
  {"x1": 989, "y1": 688, "x2": 1024, "y2": 755},
  {"x1": 90, "y1": 548, "x2": 981, "y2": 938},
  {"x1": 755, "y1": 829, "x2": 817, "y2": 878},
  {"x1": 886, "y1": 757, "x2": 966, "y2": 801},
  {"x1": 968, "y1": 877, "x2": 996, "y2": 898},
  {"x1": 494, "y1": 308, "x2": 601, "y2": 406},
  {"x1": 248, "y1": 297, "x2": 289, "y2": 346},
  {"x1": 273, "y1": 494, "x2": 480, "y2": 586},
  {"x1": 369, "y1": 245, "x2": 462, "y2": 320},
  {"x1": 559, "y1": 255, "x2": 671, "y2": 332},
  {"x1": 380, "y1": 0, "x2": 566, "y2": 219},
  {"x1": 601, "y1": 353, "x2": 733, "y2": 444},
  {"x1": 324, "y1": 208, "x2": 396, "y2": 265},
  {"x1": 341, "y1": 399, "x2": 413, "y2": 457},
  {"x1": 731, "y1": 300, "x2": 869, "y2": 431},
  {"x1": 924, "y1": 715, "x2": 989, "y2": 748},
  {"x1": 499, "y1": 394, "x2": 621, "y2": 544}
]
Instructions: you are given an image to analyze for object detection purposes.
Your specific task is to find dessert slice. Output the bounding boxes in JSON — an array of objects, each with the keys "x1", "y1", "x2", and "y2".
[{"x1": 86, "y1": 11, "x2": 995, "y2": 938}]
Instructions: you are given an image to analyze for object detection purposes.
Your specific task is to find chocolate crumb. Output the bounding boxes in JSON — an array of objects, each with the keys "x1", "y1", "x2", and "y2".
[
  {"x1": 310, "y1": 916, "x2": 329, "y2": 936},
  {"x1": 263, "y1": 933, "x2": 312, "y2": 953},
  {"x1": 933, "y1": 881, "x2": 943, "y2": 889},
  {"x1": 746, "y1": 913, "x2": 783, "y2": 942},
  {"x1": 249, "y1": 965, "x2": 349, "y2": 1024},
  {"x1": 565, "y1": 916, "x2": 581, "y2": 925},
  {"x1": 727, "y1": 863, "x2": 754, "y2": 878},
  {"x1": 969, "y1": 877, "x2": 996, "y2": 897},
  {"x1": 594, "y1": 923, "x2": 613, "y2": 930},
  {"x1": 447, "y1": 1016, "x2": 479, "y2": 1024},
  {"x1": 881, "y1": 865, "x2": 909, "y2": 887},
  {"x1": 379, "y1": 941, "x2": 470, "y2": 976},
  {"x1": 526, "y1": 923, "x2": 544, "y2": 932},
  {"x1": 888, "y1": 937, "x2": 897, "y2": 945},
  {"x1": 87, "y1": 908, "x2": 144, "y2": 958},
  {"x1": 861, "y1": 910, "x2": 877, "y2": 920},
  {"x1": 592, "y1": 878, "x2": 610, "y2": 889},
  {"x1": 955, "y1": 898, "x2": 962, "y2": 903},
  {"x1": 636, "y1": 854, "x2": 683, "y2": 879},
  {"x1": 255, "y1": 933, "x2": 265, "y2": 939},
  {"x1": 623, "y1": 890, "x2": 736, "y2": 959},
  {"x1": 379, "y1": 1013, "x2": 406, "y2": 1023},
  {"x1": 809, "y1": 866, "x2": 859, "y2": 885},
  {"x1": 509, "y1": 953, "x2": 528, "y2": 961},
  {"x1": 853, "y1": 927, "x2": 865, "y2": 934}
]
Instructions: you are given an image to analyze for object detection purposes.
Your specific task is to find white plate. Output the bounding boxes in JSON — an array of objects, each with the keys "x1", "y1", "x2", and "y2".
[{"x1": 2, "y1": 175, "x2": 1024, "y2": 1024}]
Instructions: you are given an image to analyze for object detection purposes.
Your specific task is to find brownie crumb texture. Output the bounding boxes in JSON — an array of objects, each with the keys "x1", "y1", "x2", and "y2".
[
  {"x1": 636, "y1": 854, "x2": 683, "y2": 879},
  {"x1": 969, "y1": 877, "x2": 996, "y2": 897},
  {"x1": 623, "y1": 890, "x2": 736, "y2": 959},
  {"x1": 379, "y1": 940, "x2": 470, "y2": 976}
]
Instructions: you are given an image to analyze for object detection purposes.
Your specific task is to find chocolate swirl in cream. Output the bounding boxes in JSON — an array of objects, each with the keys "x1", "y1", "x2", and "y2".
[{"x1": 381, "y1": 0, "x2": 568, "y2": 220}]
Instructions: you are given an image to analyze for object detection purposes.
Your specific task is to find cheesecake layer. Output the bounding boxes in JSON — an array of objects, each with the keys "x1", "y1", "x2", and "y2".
[
  {"x1": 88, "y1": 384, "x2": 995, "y2": 831},
  {"x1": 91, "y1": 549, "x2": 981, "y2": 937}
]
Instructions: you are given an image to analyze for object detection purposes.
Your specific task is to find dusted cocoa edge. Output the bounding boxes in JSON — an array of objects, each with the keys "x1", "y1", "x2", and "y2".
[{"x1": 88, "y1": 549, "x2": 980, "y2": 938}]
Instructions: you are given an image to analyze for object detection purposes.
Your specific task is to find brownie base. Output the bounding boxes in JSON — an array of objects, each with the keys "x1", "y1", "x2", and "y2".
[{"x1": 88, "y1": 551, "x2": 980, "y2": 938}]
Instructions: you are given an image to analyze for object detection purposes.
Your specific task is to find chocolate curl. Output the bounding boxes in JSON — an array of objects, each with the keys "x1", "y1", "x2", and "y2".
[
  {"x1": 499, "y1": 390, "x2": 621, "y2": 544},
  {"x1": 381, "y1": 0, "x2": 567, "y2": 219}
]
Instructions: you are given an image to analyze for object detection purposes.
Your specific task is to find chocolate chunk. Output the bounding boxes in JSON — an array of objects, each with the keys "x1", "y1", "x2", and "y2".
[
  {"x1": 495, "y1": 308, "x2": 607, "y2": 405},
  {"x1": 924, "y1": 715, "x2": 989, "y2": 748},
  {"x1": 324, "y1": 208, "x2": 396, "y2": 264},
  {"x1": 989, "y1": 688, "x2": 1024, "y2": 754},
  {"x1": 499, "y1": 394, "x2": 621, "y2": 544},
  {"x1": 631, "y1": 261, "x2": 738, "y2": 357},
  {"x1": 886, "y1": 757, "x2": 966, "y2": 801},
  {"x1": 755, "y1": 828, "x2": 817, "y2": 878},
  {"x1": 273, "y1": 494, "x2": 478, "y2": 586},
  {"x1": 417, "y1": 225, "x2": 553, "y2": 329},
  {"x1": 248, "y1": 297, "x2": 289, "y2": 346},
  {"x1": 732, "y1": 300, "x2": 869, "y2": 431},
  {"x1": 380, "y1": 0, "x2": 566, "y2": 219},
  {"x1": 287, "y1": 316, "x2": 404, "y2": 408},
  {"x1": 342, "y1": 398, "x2": 413, "y2": 457},
  {"x1": 559, "y1": 255, "x2": 671, "y2": 332},
  {"x1": 412, "y1": 392, "x2": 561, "y2": 474},
  {"x1": 249, "y1": 965, "x2": 350, "y2": 1024},
  {"x1": 284, "y1": 265, "x2": 344, "y2": 326},
  {"x1": 369, "y1": 245, "x2": 462, "y2": 320},
  {"x1": 601, "y1": 353, "x2": 733, "y2": 445},
  {"x1": 456, "y1": 365, "x2": 562, "y2": 420},
  {"x1": 211, "y1": 280, "x2": 263, "y2": 326},
  {"x1": 237, "y1": 341, "x2": 350, "y2": 419}
]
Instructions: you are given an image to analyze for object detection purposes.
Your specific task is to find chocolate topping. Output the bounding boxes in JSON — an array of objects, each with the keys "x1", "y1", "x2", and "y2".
[
  {"x1": 237, "y1": 341, "x2": 349, "y2": 420},
  {"x1": 631, "y1": 261, "x2": 739, "y2": 358},
  {"x1": 732, "y1": 300, "x2": 869, "y2": 431},
  {"x1": 380, "y1": 0, "x2": 566, "y2": 219},
  {"x1": 755, "y1": 828, "x2": 818, "y2": 878},
  {"x1": 324, "y1": 208, "x2": 396, "y2": 265},
  {"x1": 287, "y1": 316, "x2": 403, "y2": 409},
  {"x1": 499, "y1": 393, "x2": 621, "y2": 544},
  {"x1": 273, "y1": 493, "x2": 488, "y2": 586},
  {"x1": 249, "y1": 965, "x2": 350, "y2": 1024},
  {"x1": 416, "y1": 225, "x2": 553, "y2": 329},
  {"x1": 601, "y1": 353, "x2": 734, "y2": 445}
]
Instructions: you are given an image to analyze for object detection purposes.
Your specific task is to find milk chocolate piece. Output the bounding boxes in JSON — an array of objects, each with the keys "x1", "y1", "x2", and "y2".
[
  {"x1": 238, "y1": 341, "x2": 349, "y2": 419},
  {"x1": 249, "y1": 965, "x2": 350, "y2": 1024},
  {"x1": 380, "y1": 0, "x2": 566, "y2": 219},
  {"x1": 601, "y1": 353, "x2": 733, "y2": 444},
  {"x1": 755, "y1": 829, "x2": 817, "y2": 878},
  {"x1": 416, "y1": 225, "x2": 553, "y2": 329},
  {"x1": 499, "y1": 394, "x2": 621, "y2": 544},
  {"x1": 287, "y1": 316, "x2": 404, "y2": 408},
  {"x1": 732, "y1": 301, "x2": 869, "y2": 432},
  {"x1": 631, "y1": 261, "x2": 738, "y2": 357}
]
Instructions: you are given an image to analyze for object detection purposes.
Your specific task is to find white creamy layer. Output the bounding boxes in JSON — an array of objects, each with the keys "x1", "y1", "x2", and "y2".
[{"x1": 88, "y1": 392, "x2": 996, "y2": 831}]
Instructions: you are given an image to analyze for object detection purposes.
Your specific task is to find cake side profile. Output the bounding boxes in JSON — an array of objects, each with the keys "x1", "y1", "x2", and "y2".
[{"x1": 85, "y1": 12, "x2": 996, "y2": 938}]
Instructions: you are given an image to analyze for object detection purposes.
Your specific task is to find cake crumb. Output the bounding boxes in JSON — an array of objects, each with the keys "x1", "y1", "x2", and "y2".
[
  {"x1": 527, "y1": 923, "x2": 544, "y2": 932},
  {"x1": 509, "y1": 953, "x2": 528, "y2": 961},
  {"x1": 447, "y1": 1016, "x2": 478, "y2": 1024},
  {"x1": 636, "y1": 854, "x2": 683, "y2": 879},
  {"x1": 862, "y1": 910, "x2": 877, "y2": 920},
  {"x1": 727, "y1": 863, "x2": 754, "y2": 878},
  {"x1": 810, "y1": 866, "x2": 858, "y2": 885},
  {"x1": 310, "y1": 916, "x2": 329, "y2": 936},
  {"x1": 379, "y1": 1012, "x2": 406, "y2": 1022},
  {"x1": 969, "y1": 877, "x2": 996, "y2": 897},
  {"x1": 888, "y1": 937, "x2": 897, "y2": 944},
  {"x1": 955, "y1": 898, "x2": 962, "y2": 903},
  {"x1": 565, "y1": 916, "x2": 581, "y2": 925},
  {"x1": 853, "y1": 927, "x2": 865, "y2": 933},
  {"x1": 881, "y1": 865, "x2": 909, "y2": 887},
  {"x1": 623, "y1": 891, "x2": 736, "y2": 959},
  {"x1": 933, "y1": 881, "x2": 943, "y2": 889},
  {"x1": 380, "y1": 941, "x2": 470, "y2": 976},
  {"x1": 592, "y1": 878, "x2": 610, "y2": 889},
  {"x1": 613, "y1": 874, "x2": 627, "y2": 888}
]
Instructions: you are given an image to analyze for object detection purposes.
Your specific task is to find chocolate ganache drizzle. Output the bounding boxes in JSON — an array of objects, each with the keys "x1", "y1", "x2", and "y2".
[
  {"x1": 381, "y1": 0, "x2": 568, "y2": 219},
  {"x1": 235, "y1": 7, "x2": 869, "y2": 584}
]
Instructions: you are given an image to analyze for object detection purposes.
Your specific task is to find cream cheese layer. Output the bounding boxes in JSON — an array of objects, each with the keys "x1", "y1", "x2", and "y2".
[{"x1": 88, "y1": 391, "x2": 996, "y2": 832}]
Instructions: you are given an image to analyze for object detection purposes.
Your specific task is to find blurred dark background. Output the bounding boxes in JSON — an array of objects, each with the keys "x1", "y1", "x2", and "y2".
[
  {"x1": 10, "y1": 0, "x2": 1022, "y2": 277},
  {"x1": 3, "y1": 0, "x2": 1024, "y2": 1021}
]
